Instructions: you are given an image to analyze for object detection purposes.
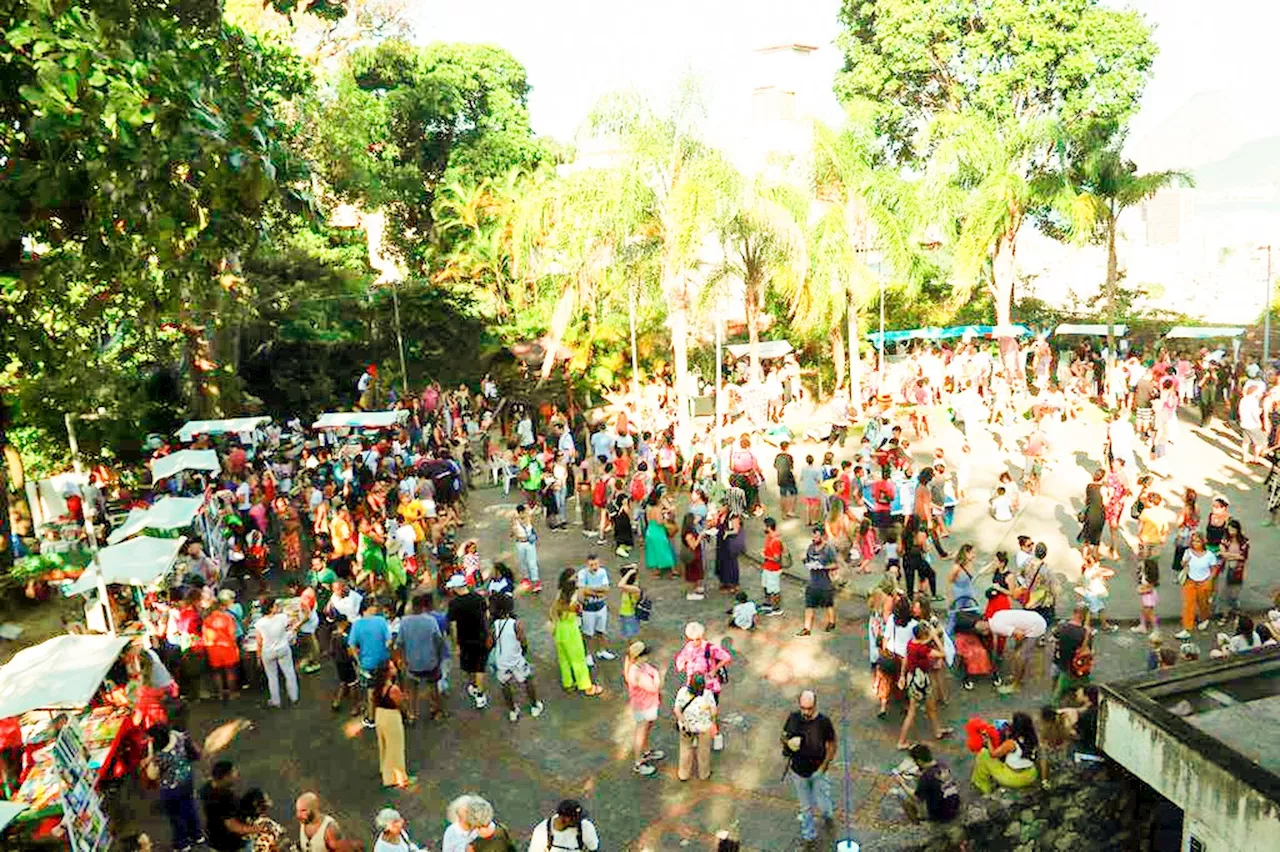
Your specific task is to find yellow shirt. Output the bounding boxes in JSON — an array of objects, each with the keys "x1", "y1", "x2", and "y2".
[{"x1": 1137, "y1": 506, "x2": 1173, "y2": 545}]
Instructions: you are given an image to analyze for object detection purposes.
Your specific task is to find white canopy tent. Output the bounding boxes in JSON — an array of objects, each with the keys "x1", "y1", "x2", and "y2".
[
  {"x1": 1164, "y1": 326, "x2": 1246, "y2": 340},
  {"x1": 725, "y1": 340, "x2": 794, "y2": 360},
  {"x1": 0, "y1": 634, "x2": 131, "y2": 718},
  {"x1": 149, "y1": 449, "x2": 220, "y2": 482},
  {"x1": 1055, "y1": 323, "x2": 1129, "y2": 336},
  {"x1": 176, "y1": 416, "x2": 270, "y2": 443},
  {"x1": 0, "y1": 801, "x2": 28, "y2": 833},
  {"x1": 105, "y1": 497, "x2": 204, "y2": 545},
  {"x1": 65, "y1": 535, "x2": 187, "y2": 596},
  {"x1": 312, "y1": 410, "x2": 409, "y2": 430}
]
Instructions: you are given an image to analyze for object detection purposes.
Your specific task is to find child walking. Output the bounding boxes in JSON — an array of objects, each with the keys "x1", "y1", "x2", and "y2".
[{"x1": 1132, "y1": 559, "x2": 1160, "y2": 636}]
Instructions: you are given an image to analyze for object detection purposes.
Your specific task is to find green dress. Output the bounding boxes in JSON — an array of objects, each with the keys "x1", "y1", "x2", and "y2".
[
  {"x1": 360, "y1": 534, "x2": 386, "y2": 577},
  {"x1": 643, "y1": 515, "x2": 677, "y2": 574},
  {"x1": 552, "y1": 607, "x2": 593, "y2": 691}
]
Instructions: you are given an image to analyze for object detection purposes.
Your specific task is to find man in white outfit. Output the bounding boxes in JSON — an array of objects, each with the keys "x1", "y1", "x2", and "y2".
[{"x1": 255, "y1": 597, "x2": 298, "y2": 707}]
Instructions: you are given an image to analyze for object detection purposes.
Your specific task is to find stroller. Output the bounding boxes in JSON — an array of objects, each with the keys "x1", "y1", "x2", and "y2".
[{"x1": 948, "y1": 596, "x2": 998, "y2": 690}]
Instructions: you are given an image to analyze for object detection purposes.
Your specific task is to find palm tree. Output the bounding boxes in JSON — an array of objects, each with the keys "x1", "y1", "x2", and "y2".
[
  {"x1": 706, "y1": 177, "x2": 808, "y2": 381},
  {"x1": 1051, "y1": 123, "x2": 1193, "y2": 364},
  {"x1": 924, "y1": 111, "x2": 1063, "y2": 375}
]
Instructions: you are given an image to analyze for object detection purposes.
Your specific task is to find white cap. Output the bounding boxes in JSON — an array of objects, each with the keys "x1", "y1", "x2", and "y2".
[{"x1": 444, "y1": 574, "x2": 467, "y2": 590}]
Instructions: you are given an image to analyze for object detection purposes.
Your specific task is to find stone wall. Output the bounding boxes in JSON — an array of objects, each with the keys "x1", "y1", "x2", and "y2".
[{"x1": 914, "y1": 762, "x2": 1152, "y2": 852}]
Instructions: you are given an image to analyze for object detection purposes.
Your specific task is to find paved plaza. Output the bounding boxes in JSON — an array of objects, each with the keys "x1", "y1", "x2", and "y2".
[{"x1": 100, "y1": 401, "x2": 1276, "y2": 850}]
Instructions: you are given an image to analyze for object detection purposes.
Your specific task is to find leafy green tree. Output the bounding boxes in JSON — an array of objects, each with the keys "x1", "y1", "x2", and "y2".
[
  {"x1": 1038, "y1": 122, "x2": 1193, "y2": 363},
  {"x1": 834, "y1": 0, "x2": 1156, "y2": 333},
  {"x1": 313, "y1": 39, "x2": 546, "y2": 274}
]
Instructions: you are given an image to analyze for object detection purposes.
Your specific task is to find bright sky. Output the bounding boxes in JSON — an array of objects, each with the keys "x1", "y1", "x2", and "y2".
[{"x1": 410, "y1": 0, "x2": 1280, "y2": 169}]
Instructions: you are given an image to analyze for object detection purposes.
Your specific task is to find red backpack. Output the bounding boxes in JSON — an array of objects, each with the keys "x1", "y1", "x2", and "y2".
[
  {"x1": 630, "y1": 475, "x2": 646, "y2": 502},
  {"x1": 592, "y1": 478, "x2": 608, "y2": 508}
]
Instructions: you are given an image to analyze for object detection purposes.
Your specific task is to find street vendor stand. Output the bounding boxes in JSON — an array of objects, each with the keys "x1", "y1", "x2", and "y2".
[
  {"x1": 64, "y1": 536, "x2": 186, "y2": 635},
  {"x1": 176, "y1": 416, "x2": 271, "y2": 445},
  {"x1": 105, "y1": 496, "x2": 203, "y2": 546},
  {"x1": 312, "y1": 410, "x2": 409, "y2": 431},
  {"x1": 1163, "y1": 325, "x2": 1246, "y2": 361},
  {"x1": 149, "y1": 449, "x2": 220, "y2": 485},
  {"x1": 0, "y1": 635, "x2": 136, "y2": 847}
]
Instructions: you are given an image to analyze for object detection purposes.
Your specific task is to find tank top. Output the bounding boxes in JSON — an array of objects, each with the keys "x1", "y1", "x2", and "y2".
[
  {"x1": 491, "y1": 618, "x2": 523, "y2": 669},
  {"x1": 300, "y1": 816, "x2": 335, "y2": 852}
]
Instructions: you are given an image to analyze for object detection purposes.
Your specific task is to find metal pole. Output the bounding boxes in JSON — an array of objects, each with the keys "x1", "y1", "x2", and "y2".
[
  {"x1": 878, "y1": 274, "x2": 886, "y2": 387},
  {"x1": 391, "y1": 279, "x2": 409, "y2": 398},
  {"x1": 1265, "y1": 245, "x2": 1273, "y2": 370},
  {"x1": 65, "y1": 413, "x2": 115, "y2": 635},
  {"x1": 715, "y1": 304, "x2": 725, "y2": 487}
]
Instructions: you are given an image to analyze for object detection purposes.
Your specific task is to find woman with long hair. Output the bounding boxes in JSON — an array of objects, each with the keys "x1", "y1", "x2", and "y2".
[
  {"x1": 550, "y1": 570, "x2": 602, "y2": 696},
  {"x1": 1079, "y1": 469, "x2": 1106, "y2": 562},
  {"x1": 643, "y1": 486, "x2": 678, "y2": 578},
  {"x1": 372, "y1": 662, "x2": 411, "y2": 788},
  {"x1": 971, "y1": 711, "x2": 1045, "y2": 793},
  {"x1": 895, "y1": 622, "x2": 953, "y2": 749},
  {"x1": 1217, "y1": 519, "x2": 1249, "y2": 619},
  {"x1": 679, "y1": 512, "x2": 705, "y2": 600},
  {"x1": 1171, "y1": 487, "x2": 1200, "y2": 575},
  {"x1": 1101, "y1": 457, "x2": 1130, "y2": 559},
  {"x1": 728, "y1": 434, "x2": 764, "y2": 515}
]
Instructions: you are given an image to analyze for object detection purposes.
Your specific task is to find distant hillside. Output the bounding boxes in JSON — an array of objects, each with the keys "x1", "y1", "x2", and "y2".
[{"x1": 1193, "y1": 137, "x2": 1280, "y2": 192}]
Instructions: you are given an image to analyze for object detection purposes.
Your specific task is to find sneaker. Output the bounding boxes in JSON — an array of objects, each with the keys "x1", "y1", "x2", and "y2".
[
  {"x1": 474, "y1": 693, "x2": 489, "y2": 709},
  {"x1": 686, "y1": 593, "x2": 705, "y2": 601},
  {"x1": 759, "y1": 604, "x2": 775, "y2": 614},
  {"x1": 1197, "y1": 620, "x2": 1210, "y2": 631},
  {"x1": 597, "y1": 649, "x2": 618, "y2": 661},
  {"x1": 361, "y1": 719, "x2": 376, "y2": 729},
  {"x1": 767, "y1": 607, "x2": 785, "y2": 617},
  {"x1": 585, "y1": 654, "x2": 595, "y2": 667},
  {"x1": 963, "y1": 680, "x2": 974, "y2": 691},
  {"x1": 643, "y1": 749, "x2": 667, "y2": 762},
  {"x1": 1130, "y1": 625, "x2": 1148, "y2": 634},
  {"x1": 595, "y1": 539, "x2": 607, "y2": 546},
  {"x1": 508, "y1": 708, "x2": 520, "y2": 723},
  {"x1": 633, "y1": 762, "x2": 656, "y2": 776},
  {"x1": 466, "y1": 683, "x2": 480, "y2": 698},
  {"x1": 1174, "y1": 630, "x2": 1191, "y2": 640},
  {"x1": 1105, "y1": 624, "x2": 1119, "y2": 633},
  {"x1": 530, "y1": 700, "x2": 545, "y2": 718}
]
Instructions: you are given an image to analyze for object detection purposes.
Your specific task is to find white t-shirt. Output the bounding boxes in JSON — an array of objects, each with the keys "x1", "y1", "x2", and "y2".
[
  {"x1": 988, "y1": 609, "x2": 1047, "y2": 639},
  {"x1": 331, "y1": 590, "x2": 363, "y2": 623},
  {"x1": 731, "y1": 601, "x2": 758, "y2": 630},
  {"x1": 526, "y1": 818, "x2": 600, "y2": 852},
  {"x1": 255, "y1": 612, "x2": 293, "y2": 657},
  {"x1": 440, "y1": 825, "x2": 474, "y2": 852},
  {"x1": 235, "y1": 481, "x2": 251, "y2": 510},
  {"x1": 394, "y1": 523, "x2": 418, "y2": 558},
  {"x1": 1240, "y1": 394, "x2": 1263, "y2": 430},
  {"x1": 991, "y1": 495, "x2": 1014, "y2": 522}
]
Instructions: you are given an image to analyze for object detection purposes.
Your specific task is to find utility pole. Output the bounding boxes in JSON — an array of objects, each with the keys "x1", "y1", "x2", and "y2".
[
  {"x1": 64, "y1": 412, "x2": 116, "y2": 635},
  {"x1": 1263, "y1": 245, "x2": 1274, "y2": 369},
  {"x1": 391, "y1": 278, "x2": 409, "y2": 397}
]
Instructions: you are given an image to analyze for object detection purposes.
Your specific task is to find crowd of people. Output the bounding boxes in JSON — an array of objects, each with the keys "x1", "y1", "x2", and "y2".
[{"x1": 37, "y1": 334, "x2": 1280, "y2": 850}]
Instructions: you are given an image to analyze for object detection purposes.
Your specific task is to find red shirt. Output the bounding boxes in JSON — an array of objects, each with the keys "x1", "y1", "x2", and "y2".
[
  {"x1": 227, "y1": 447, "x2": 247, "y2": 475},
  {"x1": 202, "y1": 610, "x2": 239, "y2": 668},
  {"x1": 871, "y1": 480, "x2": 895, "y2": 511},
  {"x1": 905, "y1": 639, "x2": 932, "y2": 674},
  {"x1": 762, "y1": 535, "x2": 783, "y2": 572},
  {"x1": 837, "y1": 473, "x2": 852, "y2": 503},
  {"x1": 613, "y1": 454, "x2": 631, "y2": 479}
]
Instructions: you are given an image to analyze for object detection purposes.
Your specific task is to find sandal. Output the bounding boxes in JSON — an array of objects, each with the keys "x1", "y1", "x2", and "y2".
[
  {"x1": 896, "y1": 742, "x2": 915, "y2": 751},
  {"x1": 584, "y1": 685, "x2": 604, "y2": 697}
]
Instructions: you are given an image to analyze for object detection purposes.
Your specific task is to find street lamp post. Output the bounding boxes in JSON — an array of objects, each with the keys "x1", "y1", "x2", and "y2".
[{"x1": 64, "y1": 411, "x2": 116, "y2": 635}]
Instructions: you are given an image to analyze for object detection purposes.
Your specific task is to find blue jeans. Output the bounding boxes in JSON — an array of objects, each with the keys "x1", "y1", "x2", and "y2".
[
  {"x1": 791, "y1": 770, "x2": 834, "y2": 841},
  {"x1": 160, "y1": 782, "x2": 202, "y2": 849},
  {"x1": 516, "y1": 540, "x2": 540, "y2": 583}
]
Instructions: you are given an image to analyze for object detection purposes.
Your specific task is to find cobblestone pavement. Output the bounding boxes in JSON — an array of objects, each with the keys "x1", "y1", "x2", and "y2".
[{"x1": 109, "y1": 402, "x2": 1276, "y2": 850}]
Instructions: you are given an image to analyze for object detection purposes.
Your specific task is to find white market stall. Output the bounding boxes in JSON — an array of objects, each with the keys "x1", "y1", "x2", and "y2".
[
  {"x1": 1164, "y1": 326, "x2": 1246, "y2": 360},
  {"x1": 0, "y1": 635, "x2": 131, "y2": 720},
  {"x1": 176, "y1": 416, "x2": 271, "y2": 443},
  {"x1": 725, "y1": 340, "x2": 794, "y2": 360},
  {"x1": 313, "y1": 410, "x2": 409, "y2": 430},
  {"x1": 1054, "y1": 323, "x2": 1129, "y2": 337},
  {"x1": 105, "y1": 496, "x2": 204, "y2": 545},
  {"x1": 149, "y1": 449, "x2": 220, "y2": 482},
  {"x1": 65, "y1": 536, "x2": 187, "y2": 598}
]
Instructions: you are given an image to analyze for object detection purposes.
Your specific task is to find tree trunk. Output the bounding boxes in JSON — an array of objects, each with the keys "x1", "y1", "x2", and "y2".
[
  {"x1": 1105, "y1": 210, "x2": 1119, "y2": 369},
  {"x1": 829, "y1": 325, "x2": 846, "y2": 399},
  {"x1": 666, "y1": 268, "x2": 692, "y2": 451},
  {"x1": 745, "y1": 279, "x2": 762, "y2": 382},
  {"x1": 847, "y1": 286, "x2": 862, "y2": 408},
  {"x1": 0, "y1": 417, "x2": 11, "y2": 572},
  {"x1": 992, "y1": 232, "x2": 1020, "y2": 380}
]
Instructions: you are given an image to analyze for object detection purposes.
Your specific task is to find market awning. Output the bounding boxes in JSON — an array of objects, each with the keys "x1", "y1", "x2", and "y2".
[
  {"x1": 65, "y1": 535, "x2": 187, "y2": 596},
  {"x1": 105, "y1": 497, "x2": 204, "y2": 545},
  {"x1": 0, "y1": 634, "x2": 131, "y2": 718},
  {"x1": 725, "y1": 340, "x2": 794, "y2": 360},
  {"x1": 866, "y1": 327, "x2": 943, "y2": 344},
  {"x1": 0, "y1": 801, "x2": 28, "y2": 833},
  {"x1": 149, "y1": 449, "x2": 220, "y2": 482},
  {"x1": 312, "y1": 410, "x2": 409, "y2": 430},
  {"x1": 1164, "y1": 326, "x2": 1246, "y2": 340},
  {"x1": 176, "y1": 416, "x2": 270, "y2": 443},
  {"x1": 1054, "y1": 323, "x2": 1128, "y2": 337}
]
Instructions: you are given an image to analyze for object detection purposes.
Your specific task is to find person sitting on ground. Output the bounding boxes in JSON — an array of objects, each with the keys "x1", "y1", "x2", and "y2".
[
  {"x1": 971, "y1": 711, "x2": 1047, "y2": 794},
  {"x1": 726, "y1": 591, "x2": 758, "y2": 630},
  {"x1": 897, "y1": 743, "x2": 961, "y2": 824}
]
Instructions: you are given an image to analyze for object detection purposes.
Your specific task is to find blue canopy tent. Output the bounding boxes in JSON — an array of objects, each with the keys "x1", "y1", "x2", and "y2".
[{"x1": 866, "y1": 324, "x2": 1031, "y2": 345}]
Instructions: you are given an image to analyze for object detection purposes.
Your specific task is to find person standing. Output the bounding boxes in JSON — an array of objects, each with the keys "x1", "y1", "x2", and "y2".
[
  {"x1": 489, "y1": 594, "x2": 544, "y2": 723},
  {"x1": 1174, "y1": 533, "x2": 1219, "y2": 640},
  {"x1": 576, "y1": 554, "x2": 615, "y2": 665},
  {"x1": 372, "y1": 662, "x2": 411, "y2": 788},
  {"x1": 254, "y1": 598, "x2": 298, "y2": 709},
  {"x1": 372, "y1": 809, "x2": 417, "y2": 852},
  {"x1": 296, "y1": 792, "x2": 359, "y2": 852},
  {"x1": 446, "y1": 574, "x2": 491, "y2": 709},
  {"x1": 673, "y1": 674, "x2": 718, "y2": 782},
  {"x1": 797, "y1": 527, "x2": 837, "y2": 637},
  {"x1": 549, "y1": 571, "x2": 602, "y2": 696},
  {"x1": 758, "y1": 517, "x2": 785, "y2": 616},
  {"x1": 512, "y1": 504, "x2": 542, "y2": 593},
  {"x1": 775, "y1": 441, "x2": 798, "y2": 519},
  {"x1": 781, "y1": 690, "x2": 837, "y2": 846},
  {"x1": 623, "y1": 641, "x2": 666, "y2": 776},
  {"x1": 526, "y1": 800, "x2": 601, "y2": 852},
  {"x1": 463, "y1": 796, "x2": 517, "y2": 851},
  {"x1": 1136, "y1": 492, "x2": 1174, "y2": 584},
  {"x1": 146, "y1": 723, "x2": 203, "y2": 852},
  {"x1": 202, "y1": 596, "x2": 240, "y2": 701},
  {"x1": 200, "y1": 761, "x2": 260, "y2": 852},
  {"x1": 1239, "y1": 382, "x2": 1268, "y2": 465},
  {"x1": 395, "y1": 593, "x2": 446, "y2": 724},
  {"x1": 348, "y1": 598, "x2": 392, "y2": 727}
]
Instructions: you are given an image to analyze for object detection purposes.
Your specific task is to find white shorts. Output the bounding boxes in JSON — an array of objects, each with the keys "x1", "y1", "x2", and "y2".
[
  {"x1": 761, "y1": 569, "x2": 781, "y2": 595},
  {"x1": 496, "y1": 657, "x2": 533, "y2": 685},
  {"x1": 580, "y1": 606, "x2": 608, "y2": 637},
  {"x1": 632, "y1": 706, "x2": 658, "y2": 723}
]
